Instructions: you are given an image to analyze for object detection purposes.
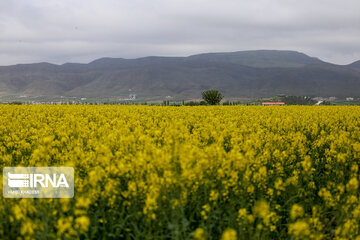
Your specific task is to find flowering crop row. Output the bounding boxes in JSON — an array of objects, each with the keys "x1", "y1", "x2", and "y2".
[{"x1": 1, "y1": 105, "x2": 360, "y2": 239}]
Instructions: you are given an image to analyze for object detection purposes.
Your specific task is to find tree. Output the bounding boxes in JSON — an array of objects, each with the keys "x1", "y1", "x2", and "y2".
[{"x1": 202, "y1": 90, "x2": 223, "y2": 105}]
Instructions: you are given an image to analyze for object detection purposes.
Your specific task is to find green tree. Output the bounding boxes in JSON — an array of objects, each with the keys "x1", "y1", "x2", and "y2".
[{"x1": 202, "y1": 90, "x2": 223, "y2": 105}]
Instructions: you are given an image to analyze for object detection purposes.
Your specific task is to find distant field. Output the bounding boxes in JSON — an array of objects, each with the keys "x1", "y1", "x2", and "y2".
[{"x1": 1, "y1": 106, "x2": 360, "y2": 239}]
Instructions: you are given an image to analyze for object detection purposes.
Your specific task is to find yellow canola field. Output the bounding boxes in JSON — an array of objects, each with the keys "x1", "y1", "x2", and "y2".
[{"x1": 1, "y1": 105, "x2": 360, "y2": 239}]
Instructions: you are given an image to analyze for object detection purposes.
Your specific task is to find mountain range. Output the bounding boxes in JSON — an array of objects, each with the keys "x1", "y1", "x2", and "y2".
[{"x1": 1, "y1": 50, "x2": 360, "y2": 99}]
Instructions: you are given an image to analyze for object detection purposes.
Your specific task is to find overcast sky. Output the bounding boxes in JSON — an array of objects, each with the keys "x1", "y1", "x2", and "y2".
[{"x1": 0, "y1": 0, "x2": 359, "y2": 66}]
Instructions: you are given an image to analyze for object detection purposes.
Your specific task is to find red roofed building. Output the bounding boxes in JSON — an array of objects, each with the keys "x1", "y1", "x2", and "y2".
[{"x1": 261, "y1": 102, "x2": 285, "y2": 106}]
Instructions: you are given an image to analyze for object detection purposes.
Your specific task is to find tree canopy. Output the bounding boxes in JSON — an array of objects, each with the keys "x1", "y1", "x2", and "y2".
[{"x1": 202, "y1": 90, "x2": 223, "y2": 105}]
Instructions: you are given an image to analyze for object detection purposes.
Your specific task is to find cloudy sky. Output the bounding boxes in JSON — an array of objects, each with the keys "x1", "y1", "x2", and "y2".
[{"x1": 0, "y1": 0, "x2": 359, "y2": 65}]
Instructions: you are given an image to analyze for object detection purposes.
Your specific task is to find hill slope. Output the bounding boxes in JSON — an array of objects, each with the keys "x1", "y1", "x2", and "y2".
[
  {"x1": 349, "y1": 60, "x2": 360, "y2": 71},
  {"x1": 188, "y1": 50, "x2": 324, "y2": 68},
  {"x1": 0, "y1": 50, "x2": 360, "y2": 99}
]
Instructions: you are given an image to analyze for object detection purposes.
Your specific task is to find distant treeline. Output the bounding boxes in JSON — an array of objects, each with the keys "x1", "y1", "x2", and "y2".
[
  {"x1": 1, "y1": 96, "x2": 341, "y2": 106},
  {"x1": 276, "y1": 96, "x2": 316, "y2": 105}
]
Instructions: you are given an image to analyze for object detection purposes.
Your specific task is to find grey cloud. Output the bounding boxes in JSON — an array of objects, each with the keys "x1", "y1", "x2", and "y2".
[{"x1": 0, "y1": 0, "x2": 359, "y2": 65}]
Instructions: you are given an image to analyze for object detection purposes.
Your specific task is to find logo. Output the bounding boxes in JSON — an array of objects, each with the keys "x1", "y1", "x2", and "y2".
[{"x1": 3, "y1": 167, "x2": 74, "y2": 198}]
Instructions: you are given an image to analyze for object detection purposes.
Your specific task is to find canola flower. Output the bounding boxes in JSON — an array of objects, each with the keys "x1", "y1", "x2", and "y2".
[
  {"x1": 1, "y1": 105, "x2": 360, "y2": 239},
  {"x1": 220, "y1": 228, "x2": 237, "y2": 240},
  {"x1": 290, "y1": 204, "x2": 304, "y2": 220},
  {"x1": 194, "y1": 228, "x2": 207, "y2": 240}
]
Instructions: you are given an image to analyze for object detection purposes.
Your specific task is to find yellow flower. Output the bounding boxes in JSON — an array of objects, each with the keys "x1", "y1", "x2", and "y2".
[
  {"x1": 193, "y1": 227, "x2": 207, "y2": 240},
  {"x1": 253, "y1": 200, "x2": 270, "y2": 219},
  {"x1": 274, "y1": 178, "x2": 284, "y2": 191},
  {"x1": 247, "y1": 215, "x2": 255, "y2": 223},
  {"x1": 57, "y1": 216, "x2": 74, "y2": 236},
  {"x1": 221, "y1": 228, "x2": 237, "y2": 240},
  {"x1": 75, "y1": 216, "x2": 90, "y2": 233},
  {"x1": 238, "y1": 208, "x2": 247, "y2": 220},
  {"x1": 12, "y1": 205, "x2": 24, "y2": 221},
  {"x1": 75, "y1": 196, "x2": 92, "y2": 209},
  {"x1": 20, "y1": 219, "x2": 34, "y2": 236},
  {"x1": 347, "y1": 177, "x2": 359, "y2": 192},
  {"x1": 290, "y1": 204, "x2": 304, "y2": 220},
  {"x1": 209, "y1": 190, "x2": 219, "y2": 201},
  {"x1": 289, "y1": 221, "x2": 310, "y2": 237},
  {"x1": 201, "y1": 204, "x2": 211, "y2": 220},
  {"x1": 247, "y1": 185, "x2": 255, "y2": 194}
]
